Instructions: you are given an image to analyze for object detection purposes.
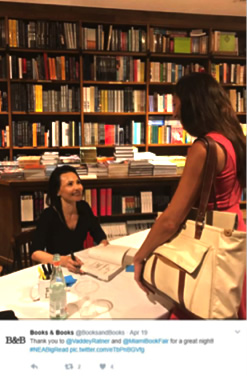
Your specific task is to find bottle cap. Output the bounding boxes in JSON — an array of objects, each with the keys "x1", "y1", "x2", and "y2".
[{"x1": 53, "y1": 253, "x2": 61, "y2": 266}]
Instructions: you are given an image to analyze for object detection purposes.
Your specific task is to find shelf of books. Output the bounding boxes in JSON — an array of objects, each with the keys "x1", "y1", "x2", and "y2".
[{"x1": 0, "y1": 8, "x2": 245, "y2": 162}]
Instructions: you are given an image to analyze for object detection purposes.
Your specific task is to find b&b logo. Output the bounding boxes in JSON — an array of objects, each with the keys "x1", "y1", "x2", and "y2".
[{"x1": 5, "y1": 336, "x2": 26, "y2": 344}]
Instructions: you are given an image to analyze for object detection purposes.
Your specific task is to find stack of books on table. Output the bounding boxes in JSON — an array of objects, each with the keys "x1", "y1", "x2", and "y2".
[
  {"x1": 87, "y1": 162, "x2": 108, "y2": 177},
  {"x1": 150, "y1": 156, "x2": 177, "y2": 175},
  {"x1": 114, "y1": 145, "x2": 136, "y2": 161},
  {"x1": 129, "y1": 160, "x2": 153, "y2": 176},
  {"x1": 167, "y1": 155, "x2": 186, "y2": 174},
  {"x1": 59, "y1": 154, "x2": 81, "y2": 165},
  {"x1": 17, "y1": 156, "x2": 46, "y2": 180},
  {"x1": 17, "y1": 155, "x2": 41, "y2": 168},
  {"x1": 107, "y1": 160, "x2": 129, "y2": 176},
  {"x1": 41, "y1": 152, "x2": 60, "y2": 177},
  {"x1": 0, "y1": 161, "x2": 24, "y2": 179},
  {"x1": 75, "y1": 164, "x2": 88, "y2": 178},
  {"x1": 23, "y1": 165, "x2": 46, "y2": 180}
]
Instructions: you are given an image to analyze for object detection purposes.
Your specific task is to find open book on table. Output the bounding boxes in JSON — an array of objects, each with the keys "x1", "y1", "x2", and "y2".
[{"x1": 80, "y1": 244, "x2": 134, "y2": 281}]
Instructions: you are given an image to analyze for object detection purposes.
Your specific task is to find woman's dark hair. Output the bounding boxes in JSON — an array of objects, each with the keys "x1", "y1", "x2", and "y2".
[
  {"x1": 174, "y1": 72, "x2": 246, "y2": 188},
  {"x1": 46, "y1": 165, "x2": 81, "y2": 208}
]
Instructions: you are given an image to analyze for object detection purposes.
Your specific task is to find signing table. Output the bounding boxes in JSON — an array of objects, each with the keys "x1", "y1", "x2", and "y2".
[{"x1": 0, "y1": 230, "x2": 171, "y2": 319}]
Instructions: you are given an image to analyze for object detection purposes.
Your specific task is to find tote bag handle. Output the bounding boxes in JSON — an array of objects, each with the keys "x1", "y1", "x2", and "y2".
[{"x1": 194, "y1": 136, "x2": 217, "y2": 239}]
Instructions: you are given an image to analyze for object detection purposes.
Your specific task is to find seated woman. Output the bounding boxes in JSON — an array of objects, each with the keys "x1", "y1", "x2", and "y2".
[{"x1": 31, "y1": 165, "x2": 108, "y2": 273}]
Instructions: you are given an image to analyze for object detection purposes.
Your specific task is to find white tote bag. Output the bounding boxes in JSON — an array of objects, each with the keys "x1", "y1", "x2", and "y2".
[{"x1": 142, "y1": 136, "x2": 246, "y2": 319}]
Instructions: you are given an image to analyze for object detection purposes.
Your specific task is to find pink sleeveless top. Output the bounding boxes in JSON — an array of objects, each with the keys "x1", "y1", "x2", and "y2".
[
  {"x1": 170, "y1": 132, "x2": 246, "y2": 320},
  {"x1": 206, "y1": 132, "x2": 246, "y2": 319},
  {"x1": 206, "y1": 132, "x2": 245, "y2": 231}
]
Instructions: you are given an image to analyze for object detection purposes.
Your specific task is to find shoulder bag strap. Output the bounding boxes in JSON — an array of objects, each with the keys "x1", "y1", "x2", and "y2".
[{"x1": 194, "y1": 136, "x2": 217, "y2": 239}]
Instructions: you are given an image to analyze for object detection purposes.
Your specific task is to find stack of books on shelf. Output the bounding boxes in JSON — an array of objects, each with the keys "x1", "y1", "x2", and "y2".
[
  {"x1": 114, "y1": 145, "x2": 136, "y2": 161},
  {"x1": 75, "y1": 164, "x2": 88, "y2": 178},
  {"x1": 87, "y1": 162, "x2": 108, "y2": 177},
  {"x1": 167, "y1": 155, "x2": 186, "y2": 174},
  {"x1": 59, "y1": 154, "x2": 81, "y2": 166},
  {"x1": 133, "y1": 151, "x2": 156, "y2": 160},
  {"x1": 17, "y1": 156, "x2": 41, "y2": 168},
  {"x1": 23, "y1": 167, "x2": 45, "y2": 180},
  {"x1": 41, "y1": 152, "x2": 60, "y2": 165},
  {"x1": 41, "y1": 152, "x2": 60, "y2": 177},
  {"x1": 107, "y1": 160, "x2": 129, "y2": 177},
  {"x1": 150, "y1": 157, "x2": 177, "y2": 176},
  {"x1": 129, "y1": 160, "x2": 153, "y2": 176},
  {"x1": 0, "y1": 161, "x2": 24, "y2": 179},
  {"x1": 17, "y1": 156, "x2": 46, "y2": 180}
]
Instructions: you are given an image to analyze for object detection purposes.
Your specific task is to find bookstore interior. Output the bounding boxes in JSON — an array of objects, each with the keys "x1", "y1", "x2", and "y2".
[{"x1": 0, "y1": 2, "x2": 246, "y2": 318}]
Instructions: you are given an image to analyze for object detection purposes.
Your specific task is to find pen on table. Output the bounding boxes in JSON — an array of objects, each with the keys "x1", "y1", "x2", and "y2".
[
  {"x1": 70, "y1": 252, "x2": 81, "y2": 268},
  {"x1": 47, "y1": 263, "x2": 53, "y2": 275},
  {"x1": 41, "y1": 264, "x2": 50, "y2": 279}
]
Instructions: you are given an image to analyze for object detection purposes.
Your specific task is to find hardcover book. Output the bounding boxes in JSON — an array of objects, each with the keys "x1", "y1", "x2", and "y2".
[{"x1": 80, "y1": 244, "x2": 132, "y2": 281}]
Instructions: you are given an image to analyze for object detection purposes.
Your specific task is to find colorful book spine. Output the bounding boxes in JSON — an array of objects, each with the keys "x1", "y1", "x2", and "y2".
[
  {"x1": 106, "y1": 188, "x2": 112, "y2": 216},
  {"x1": 91, "y1": 188, "x2": 98, "y2": 216},
  {"x1": 100, "y1": 188, "x2": 106, "y2": 216}
]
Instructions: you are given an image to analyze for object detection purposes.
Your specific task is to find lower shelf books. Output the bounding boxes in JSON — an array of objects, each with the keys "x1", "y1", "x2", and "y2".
[{"x1": 79, "y1": 244, "x2": 133, "y2": 281}]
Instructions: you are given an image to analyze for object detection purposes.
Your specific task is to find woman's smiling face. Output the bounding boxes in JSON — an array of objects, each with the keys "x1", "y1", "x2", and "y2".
[{"x1": 58, "y1": 172, "x2": 83, "y2": 203}]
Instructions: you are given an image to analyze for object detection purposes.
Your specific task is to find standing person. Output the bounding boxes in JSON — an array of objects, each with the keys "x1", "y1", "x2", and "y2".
[
  {"x1": 134, "y1": 72, "x2": 246, "y2": 319},
  {"x1": 31, "y1": 165, "x2": 108, "y2": 273}
]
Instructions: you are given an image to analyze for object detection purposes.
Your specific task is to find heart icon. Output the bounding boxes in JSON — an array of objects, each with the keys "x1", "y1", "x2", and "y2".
[{"x1": 100, "y1": 364, "x2": 106, "y2": 370}]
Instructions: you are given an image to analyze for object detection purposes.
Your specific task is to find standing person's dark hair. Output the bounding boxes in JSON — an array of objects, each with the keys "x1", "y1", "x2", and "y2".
[
  {"x1": 174, "y1": 72, "x2": 246, "y2": 188},
  {"x1": 46, "y1": 165, "x2": 82, "y2": 208}
]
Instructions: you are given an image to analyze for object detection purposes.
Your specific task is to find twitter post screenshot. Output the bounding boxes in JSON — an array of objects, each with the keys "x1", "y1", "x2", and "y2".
[
  {"x1": 0, "y1": 230, "x2": 246, "y2": 375},
  {"x1": 0, "y1": 0, "x2": 246, "y2": 375}
]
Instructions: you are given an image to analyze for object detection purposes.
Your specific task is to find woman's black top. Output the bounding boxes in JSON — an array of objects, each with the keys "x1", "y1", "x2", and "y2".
[{"x1": 31, "y1": 201, "x2": 106, "y2": 255}]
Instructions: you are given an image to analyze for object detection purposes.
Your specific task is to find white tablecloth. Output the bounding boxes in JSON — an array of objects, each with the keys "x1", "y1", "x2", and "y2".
[{"x1": 0, "y1": 230, "x2": 170, "y2": 319}]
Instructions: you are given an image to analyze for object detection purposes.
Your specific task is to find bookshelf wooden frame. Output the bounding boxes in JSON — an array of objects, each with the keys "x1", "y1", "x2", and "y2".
[{"x1": 0, "y1": 3, "x2": 245, "y2": 160}]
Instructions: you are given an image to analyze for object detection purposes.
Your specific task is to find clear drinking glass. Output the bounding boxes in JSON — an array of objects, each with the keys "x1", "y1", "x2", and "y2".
[{"x1": 74, "y1": 279, "x2": 113, "y2": 318}]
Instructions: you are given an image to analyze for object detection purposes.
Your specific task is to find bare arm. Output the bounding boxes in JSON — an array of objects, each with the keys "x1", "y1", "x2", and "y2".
[
  {"x1": 31, "y1": 250, "x2": 83, "y2": 274},
  {"x1": 133, "y1": 141, "x2": 207, "y2": 291}
]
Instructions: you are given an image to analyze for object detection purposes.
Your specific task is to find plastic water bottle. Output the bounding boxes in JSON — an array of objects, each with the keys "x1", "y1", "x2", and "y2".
[{"x1": 49, "y1": 254, "x2": 67, "y2": 319}]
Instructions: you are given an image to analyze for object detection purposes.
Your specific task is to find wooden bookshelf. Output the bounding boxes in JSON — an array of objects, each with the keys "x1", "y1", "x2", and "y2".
[{"x1": 0, "y1": 3, "x2": 245, "y2": 161}]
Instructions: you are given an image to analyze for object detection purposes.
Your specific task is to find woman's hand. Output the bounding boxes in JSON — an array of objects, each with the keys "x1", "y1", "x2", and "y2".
[
  {"x1": 134, "y1": 260, "x2": 150, "y2": 294},
  {"x1": 61, "y1": 255, "x2": 84, "y2": 274},
  {"x1": 100, "y1": 239, "x2": 109, "y2": 246}
]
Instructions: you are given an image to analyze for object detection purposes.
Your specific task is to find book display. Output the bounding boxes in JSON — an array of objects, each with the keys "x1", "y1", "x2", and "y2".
[{"x1": 0, "y1": 3, "x2": 245, "y2": 162}]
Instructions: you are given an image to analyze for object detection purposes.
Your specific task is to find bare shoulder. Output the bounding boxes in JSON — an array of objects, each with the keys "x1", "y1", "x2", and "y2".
[
  {"x1": 184, "y1": 141, "x2": 207, "y2": 172},
  {"x1": 188, "y1": 139, "x2": 207, "y2": 158}
]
